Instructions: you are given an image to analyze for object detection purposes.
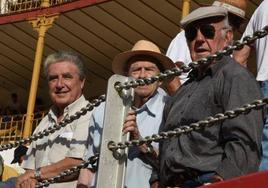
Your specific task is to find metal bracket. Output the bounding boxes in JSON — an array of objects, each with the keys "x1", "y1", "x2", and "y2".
[{"x1": 96, "y1": 75, "x2": 134, "y2": 188}]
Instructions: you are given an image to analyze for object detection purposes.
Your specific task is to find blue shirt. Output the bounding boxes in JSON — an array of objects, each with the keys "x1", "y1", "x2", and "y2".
[{"x1": 85, "y1": 88, "x2": 168, "y2": 188}]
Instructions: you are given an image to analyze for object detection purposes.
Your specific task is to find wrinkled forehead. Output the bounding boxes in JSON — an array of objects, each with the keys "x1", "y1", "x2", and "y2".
[
  {"x1": 125, "y1": 55, "x2": 164, "y2": 73},
  {"x1": 189, "y1": 16, "x2": 225, "y2": 28}
]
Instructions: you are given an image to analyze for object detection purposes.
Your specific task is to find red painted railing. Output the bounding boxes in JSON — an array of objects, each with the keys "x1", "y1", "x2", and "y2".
[{"x1": 201, "y1": 171, "x2": 268, "y2": 188}]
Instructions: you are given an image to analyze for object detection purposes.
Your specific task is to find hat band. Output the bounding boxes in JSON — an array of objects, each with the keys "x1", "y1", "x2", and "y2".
[{"x1": 213, "y1": 1, "x2": 245, "y2": 18}]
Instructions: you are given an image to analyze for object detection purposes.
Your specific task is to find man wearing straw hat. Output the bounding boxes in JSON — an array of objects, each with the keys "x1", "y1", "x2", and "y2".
[
  {"x1": 158, "y1": 5, "x2": 264, "y2": 188},
  {"x1": 77, "y1": 40, "x2": 175, "y2": 188}
]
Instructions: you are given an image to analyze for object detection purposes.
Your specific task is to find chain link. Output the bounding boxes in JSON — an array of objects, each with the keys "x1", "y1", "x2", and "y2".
[
  {"x1": 115, "y1": 25, "x2": 268, "y2": 92},
  {"x1": 36, "y1": 154, "x2": 99, "y2": 188},
  {"x1": 108, "y1": 98, "x2": 268, "y2": 151},
  {"x1": 0, "y1": 95, "x2": 106, "y2": 151}
]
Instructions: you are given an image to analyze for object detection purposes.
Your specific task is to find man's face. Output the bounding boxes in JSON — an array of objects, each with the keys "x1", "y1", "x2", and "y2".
[
  {"x1": 47, "y1": 61, "x2": 85, "y2": 109},
  {"x1": 127, "y1": 60, "x2": 161, "y2": 99},
  {"x1": 186, "y1": 18, "x2": 232, "y2": 61}
]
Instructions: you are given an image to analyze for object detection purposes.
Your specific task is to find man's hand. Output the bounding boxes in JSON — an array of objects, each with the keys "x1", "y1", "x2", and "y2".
[
  {"x1": 15, "y1": 170, "x2": 37, "y2": 188},
  {"x1": 210, "y1": 174, "x2": 224, "y2": 183},
  {"x1": 160, "y1": 61, "x2": 183, "y2": 95},
  {"x1": 122, "y1": 110, "x2": 140, "y2": 140},
  {"x1": 77, "y1": 168, "x2": 95, "y2": 188},
  {"x1": 150, "y1": 181, "x2": 159, "y2": 188}
]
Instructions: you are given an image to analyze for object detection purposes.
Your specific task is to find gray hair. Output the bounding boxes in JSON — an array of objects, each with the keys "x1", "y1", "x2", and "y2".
[
  {"x1": 221, "y1": 16, "x2": 233, "y2": 42},
  {"x1": 43, "y1": 51, "x2": 86, "y2": 80}
]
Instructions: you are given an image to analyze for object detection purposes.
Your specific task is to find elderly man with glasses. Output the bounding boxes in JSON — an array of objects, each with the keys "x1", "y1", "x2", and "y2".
[
  {"x1": 166, "y1": 0, "x2": 247, "y2": 90},
  {"x1": 155, "y1": 6, "x2": 265, "y2": 188}
]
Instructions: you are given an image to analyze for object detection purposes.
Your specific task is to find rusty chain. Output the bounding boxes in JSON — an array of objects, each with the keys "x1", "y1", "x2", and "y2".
[
  {"x1": 0, "y1": 95, "x2": 105, "y2": 151},
  {"x1": 108, "y1": 98, "x2": 268, "y2": 151},
  {"x1": 114, "y1": 25, "x2": 268, "y2": 92},
  {"x1": 36, "y1": 154, "x2": 99, "y2": 188}
]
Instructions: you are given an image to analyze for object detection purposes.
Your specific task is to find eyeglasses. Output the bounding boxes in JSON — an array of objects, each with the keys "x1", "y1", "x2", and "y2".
[{"x1": 185, "y1": 24, "x2": 218, "y2": 42}]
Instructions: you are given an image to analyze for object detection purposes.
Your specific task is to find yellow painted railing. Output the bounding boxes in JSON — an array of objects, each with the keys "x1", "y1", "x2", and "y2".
[
  {"x1": 0, "y1": 0, "x2": 73, "y2": 15},
  {"x1": 0, "y1": 111, "x2": 47, "y2": 145}
]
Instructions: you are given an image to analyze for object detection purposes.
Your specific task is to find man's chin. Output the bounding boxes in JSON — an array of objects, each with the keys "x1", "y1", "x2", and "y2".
[
  {"x1": 54, "y1": 99, "x2": 69, "y2": 109},
  {"x1": 135, "y1": 90, "x2": 152, "y2": 98}
]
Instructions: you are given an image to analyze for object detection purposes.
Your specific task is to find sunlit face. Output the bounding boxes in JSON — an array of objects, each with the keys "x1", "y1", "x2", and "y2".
[
  {"x1": 127, "y1": 60, "x2": 161, "y2": 99},
  {"x1": 47, "y1": 61, "x2": 85, "y2": 110},
  {"x1": 187, "y1": 18, "x2": 232, "y2": 61}
]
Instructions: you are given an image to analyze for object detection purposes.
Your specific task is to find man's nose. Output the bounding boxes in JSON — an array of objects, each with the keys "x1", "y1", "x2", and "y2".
[
  {"x1": 196, "y1": 29, "x2": 206, "y2": 41},
  {"x1": 138, "y1": 68, "x2": 147, "y2": 78},
  {"x1": 56, "y1": 78, "x2": 64, "y2": 88}
]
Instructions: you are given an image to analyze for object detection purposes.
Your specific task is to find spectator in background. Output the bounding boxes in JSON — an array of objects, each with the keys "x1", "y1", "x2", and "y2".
[
  {"x1": 34, "y1": 97, "x2": 45, "y2": 112},
  {"x1": 233, "y1": 0, "x2": 268, "y2": 171},
  {"x1": 5, "y1": 93, "x2": 25, "y2": 115},
  {"x1": 0, "y1": 154, "x2": 18, "y2": 187}
]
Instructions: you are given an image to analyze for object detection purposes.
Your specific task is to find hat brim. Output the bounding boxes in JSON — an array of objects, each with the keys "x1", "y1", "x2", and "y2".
[
  {"x1": 180, "y1": 6, "x2": 227, "y2": 29},
  {"x1": 112, "y1": 50, "x2": 175, "y2": 75},
  {"x1": 229, "y1": 12, "x2": 246, "y2": 21}
]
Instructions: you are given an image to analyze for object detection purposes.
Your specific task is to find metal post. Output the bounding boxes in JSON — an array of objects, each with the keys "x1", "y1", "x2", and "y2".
[
  {"x1": 23, "y1": 15, "x2": 58, "y2": 138},
  {"x1": 182, "y1": 0, "x2": 191, "y2": 19},
  {"x1": 96, "y1": 75, "x2": 134, "y2": 188},
  {"x1": 41, "y1": 0, "x2": 50, "y2": 8}
]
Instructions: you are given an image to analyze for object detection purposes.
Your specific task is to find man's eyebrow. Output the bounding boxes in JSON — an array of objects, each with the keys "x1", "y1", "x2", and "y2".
[{"x1": 62, "y1": 72, "x2": 73, "y2": 76}]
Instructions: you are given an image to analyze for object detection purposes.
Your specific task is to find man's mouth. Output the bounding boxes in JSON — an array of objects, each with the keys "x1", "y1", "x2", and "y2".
[
  {"x1": 195, "y1": 48, "x2": 208, "y2": 53},
  {"x1": 55, "y1": 91, "x2": 68, "y2": 95}
]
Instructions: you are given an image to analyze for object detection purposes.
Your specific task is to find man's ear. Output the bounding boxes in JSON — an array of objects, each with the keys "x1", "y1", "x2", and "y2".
[
  {"x1": 81, "y1": 78, "x2": 85, "y2": 89},
  {"x1": 225, "y1": 30, "x2": 234, "y2": 44}
]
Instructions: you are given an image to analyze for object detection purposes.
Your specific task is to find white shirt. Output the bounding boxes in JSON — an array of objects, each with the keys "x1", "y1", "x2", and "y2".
[
  {"x1": 166, "y1": 30, "x2": 192, "y2": 83},
  {"x1": 22, "y1": 95, "x2": 92, "y2": 188},
  {"x1": 85, "y1": 89, "x2": 168, "y2": 188},
  {"x1": 241, "y1": 0, "x2": 268, "y2": 81}
]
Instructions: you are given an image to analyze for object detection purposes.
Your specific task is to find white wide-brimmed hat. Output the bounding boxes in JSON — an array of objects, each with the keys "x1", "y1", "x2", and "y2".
[{"x1": 180, "y1": 6, "x2": 228, "y2": 29}]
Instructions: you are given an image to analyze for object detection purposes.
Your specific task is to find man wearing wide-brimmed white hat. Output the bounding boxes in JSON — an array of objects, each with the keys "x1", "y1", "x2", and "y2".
[
  {"x1": 166, "y1": 0, "x2": 248, "y2": 86},
  {"x1": 158, "y1": 5, "x2": 264, "y2": 188},
  {"x1": 78, "y1": 40, "x2": 176, "y2": 188}
]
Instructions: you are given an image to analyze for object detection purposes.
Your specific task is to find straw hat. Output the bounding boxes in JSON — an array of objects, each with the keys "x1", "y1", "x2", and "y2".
[
  {"x1": 112, "y1": 40, "x2": 174, "y2": 75},
  {"x1": 213, "y1": 0, "x2": 247, "y2": 20}
]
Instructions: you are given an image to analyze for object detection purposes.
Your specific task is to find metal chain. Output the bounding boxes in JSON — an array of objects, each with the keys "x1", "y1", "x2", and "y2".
[
  {"x1": 108, "y1": 98, "x2": 268, "y2": 151},
  {"x1": 0, "y1": 95, "x2": 106, "y2": 151},
  {"x1": 36, "y1": 154, "x2": 99, "y2": 188},
  {"x1": 114, "y1": 25, "x2": 268, "y2": 92},
  {"x1": 19, "y1": 26, "x2": 268, "y2": 187}
]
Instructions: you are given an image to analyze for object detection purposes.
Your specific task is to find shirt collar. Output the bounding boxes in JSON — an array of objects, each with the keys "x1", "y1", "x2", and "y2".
[
  {"x1": 135, "y1": 88, "x2": 166, "y2": 117},
  {"x1": 48, "y1": 95, "x2": 87, "y2": 122},
  {"x1": 187, "y1": 55, "x2": 229, "y2": 81}
]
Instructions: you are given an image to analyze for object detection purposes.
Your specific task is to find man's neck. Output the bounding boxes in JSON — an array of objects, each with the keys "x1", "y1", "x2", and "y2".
[
  {"x1": 134, "y1": 93, "x2": 155, "y2": 108},
  {"x1": 54, "y1": 106, "x2": 65, "y2": 123}
]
